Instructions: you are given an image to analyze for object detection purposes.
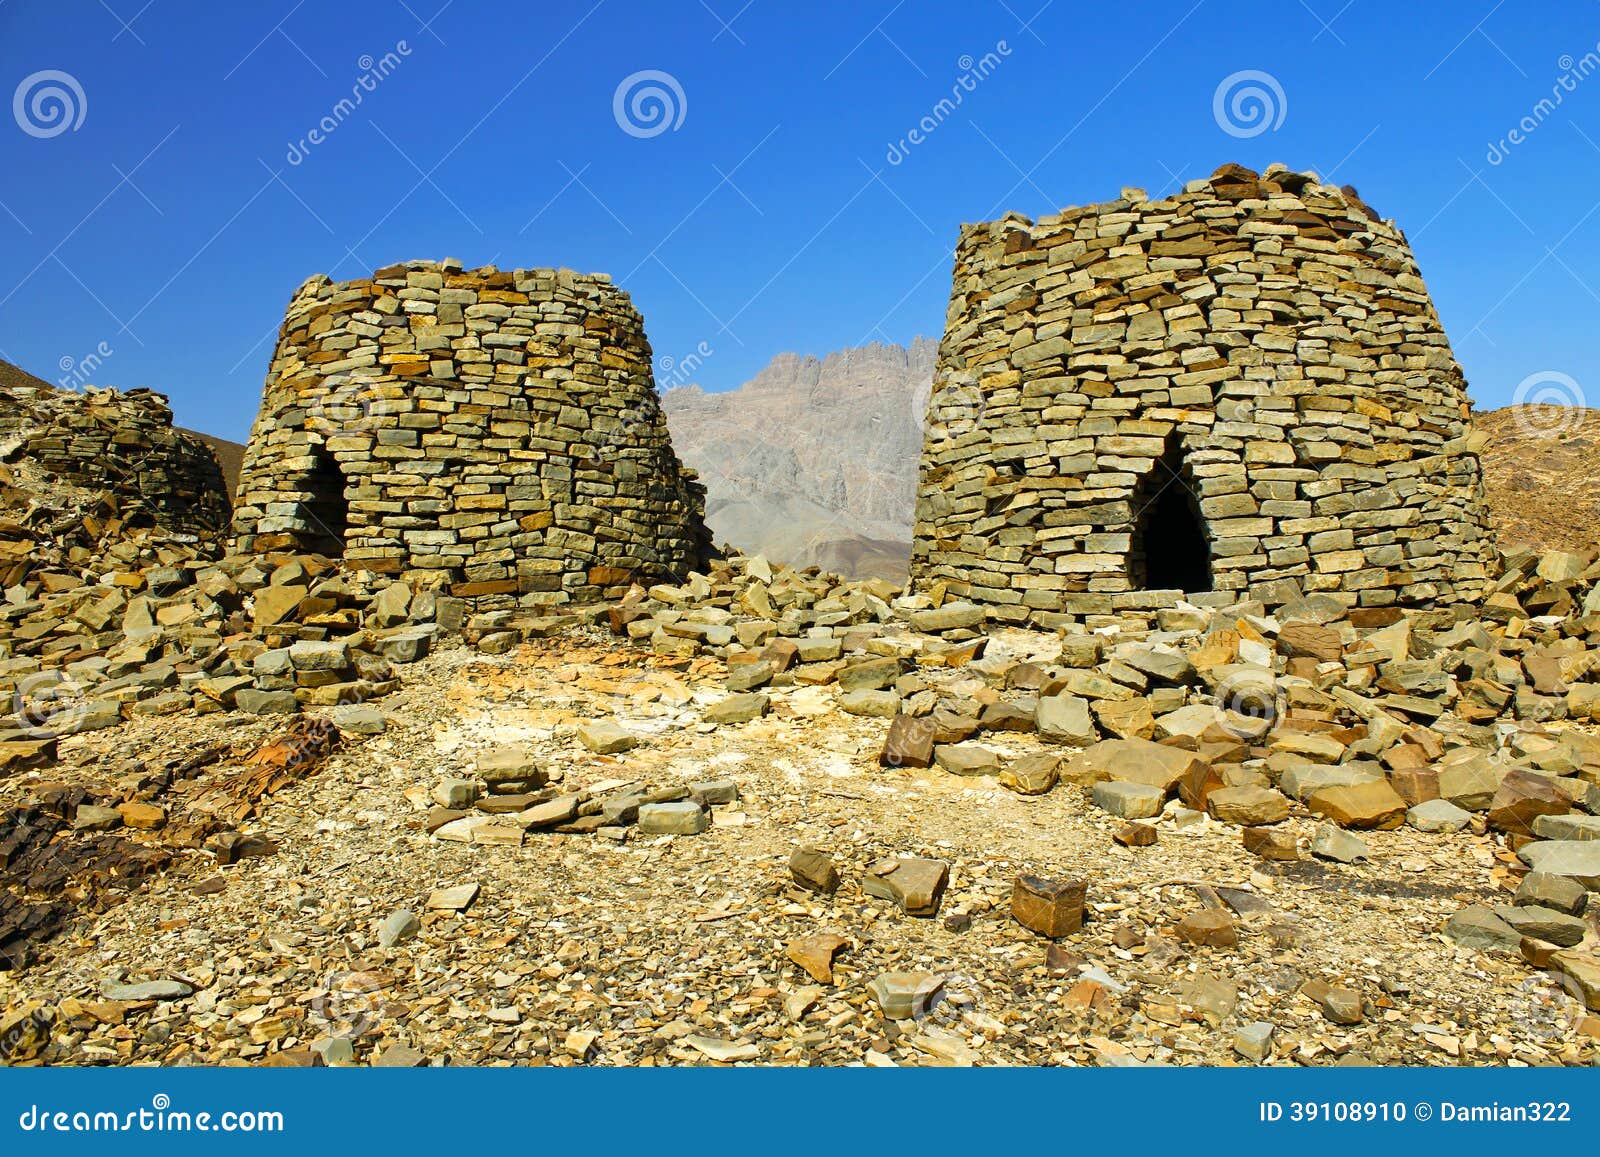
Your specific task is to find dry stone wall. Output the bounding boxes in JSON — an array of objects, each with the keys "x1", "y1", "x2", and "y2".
[
  {"x1": 229, "y1": 260, "x2": 712, "y2": 607},
  {"x1": 911, "y1": 162, "x2": 1499, "y2": 626},
  {"x1": 0, "y1": 383, "x2": 229, "y2": 536}
]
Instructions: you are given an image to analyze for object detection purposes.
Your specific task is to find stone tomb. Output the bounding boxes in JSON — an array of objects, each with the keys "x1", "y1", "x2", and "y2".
[
  {"x1": 911, "y1": 163, "x2": 1499, "y2": 624},
  {"x1": 229, "y1": 260, "x2": 712, "y2": 607}
]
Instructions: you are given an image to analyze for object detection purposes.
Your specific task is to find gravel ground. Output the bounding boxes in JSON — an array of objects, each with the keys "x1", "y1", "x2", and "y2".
[{"x1": 2, "y1": 629, "x2": 1596, "y2": 1068}]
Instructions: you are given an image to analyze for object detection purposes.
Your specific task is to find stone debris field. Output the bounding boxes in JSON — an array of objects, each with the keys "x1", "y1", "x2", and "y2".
[{"x1": 2, "y1": 539, "x2": 1599, "y2": 1068}]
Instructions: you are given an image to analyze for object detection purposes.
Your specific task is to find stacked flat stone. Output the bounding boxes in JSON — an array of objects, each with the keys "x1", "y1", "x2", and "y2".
[
  {"x1": 229, "y1": 260, "x2": 712, "y2": 607},
  {"x1": 910, "y1": 163, "x2": 1499, "y2": 627},
  {"x1": 0, "y1": 384, "x2": 229, "y2": 535}
]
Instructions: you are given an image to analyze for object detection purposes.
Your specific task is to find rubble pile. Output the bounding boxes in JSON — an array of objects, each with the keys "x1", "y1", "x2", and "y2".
[{"x1": 0, "y1": 382, "x2": 230, "y2": 536}]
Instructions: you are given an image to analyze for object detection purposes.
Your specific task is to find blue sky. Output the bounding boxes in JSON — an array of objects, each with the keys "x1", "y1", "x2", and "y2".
[{"x1": 2, "y1": 0, "x2": 1599, "y2": 440}]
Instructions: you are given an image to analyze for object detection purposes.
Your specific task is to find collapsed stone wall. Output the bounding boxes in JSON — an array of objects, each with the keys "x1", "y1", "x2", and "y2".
[
  {"x1": 0, "y1": 383, "x2": 230, "y2": 536},
  {"x1": 229, "y1": 260, "x2": 712, "y2": 606},
  {"x1": 911, "y1": 162, "x2": 1499, "y2": 625}
]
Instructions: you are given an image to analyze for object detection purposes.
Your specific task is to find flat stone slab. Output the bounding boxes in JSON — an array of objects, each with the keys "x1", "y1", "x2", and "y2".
[
  {"x1": 1532, "y1": 813, "x2": 1600, "y2": 842},
  {"x1": 1310, "y1": 824, "x2": 1369, "y2": 863},
  {"x1": 576, "y1": 719, "x2": 638, "y2": 754},
  {"x1": 1000, "y1": 753, "x2": 1059, "y2": 796},
  {"x1": 1092, "y1": 780, "x2": 1166, "y2": 819},
  {"x1": 683, "y1": 1035, "x2": 761, "y2": 1063},
  {"x1": 1516, "y1": 872, "x2": 1588, "y2": 916},
  {"x1": 788, "y1": 847, "x2": 839, "y2": 894},
  {"x1": 1407, "y1": 798, "x2": 1473, "y2": 833},
  {"x1": 839, "y1": 689, "x2": 901, "y2": 717},
  {"x1": 1518, "y1": 840, "x2": 1600, "y2": 888},
  {"x1": 868, "y1": 971, "x2": 945, "y2": 1019},
  {"x1": 638, "y1": 801, "x2": 709, "y2": 835},
  {"x1": 1206, "y1": 785, "x2": 1289, "y2": 826},
  {"x1": 378, "y1": 910, "x2": 420, "y2": 948},
  {"x1": 880, "y1": 714, "x2": 936, "y2": 769},
  {"x1": 1010, "y1": 875, "x2": 1087, "y2": 938},
  {"x1": 101, "y1": 979, "x2": 194, "y2": 1002},
  {"x1": 703, "y1": 693, "x2": 769, "y2": 725},
  {"x1": 934, "y1": 743, "x2": 1000, "y2": 777},
  {"x1": 1496, "y1": 904, "x2": 1586, "y2": 947},
  {"x1": 909, "y1": 603, "x2": 984, "y2": 632},
  {"x1": 476, "y1": 746, "x2": 545, "y2": 788},
  {"x1": 328, "y1": 704, "x2": 385, "y2": 734},
  {"x1": 1035, "y1": 694, "x2": 1097, "y2": 745},
  {"x1": 1442, "y1": 905, "x2": 1519, "y2": 953},
  {"x1": 426, "y1": 884, "x2": 480, "y2": 912},
  {"x1": 864, "y1": 856, "x2": 948, "y2": 916},
  {"x1": 517, "y1": 796, "x2": 579, "y2": 830},
  {"x1": 1306, "y1": 779, "x2": 1407, "y2": 829},
  {"x1": 1063, "y1": 738, "x2": 1206, "y2": 792}
]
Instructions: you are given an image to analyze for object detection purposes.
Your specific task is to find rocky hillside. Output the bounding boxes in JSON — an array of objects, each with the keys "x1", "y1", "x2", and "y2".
[
  {"x1": 1477, "y1": 404, "x2": 1600, "y2": 556},
  {"x1": 661, "y1": 339, "x2": 937, "y2": 581},
  {"x1": 664, "y1": 344, "x2": 1600, "y2": 575}
]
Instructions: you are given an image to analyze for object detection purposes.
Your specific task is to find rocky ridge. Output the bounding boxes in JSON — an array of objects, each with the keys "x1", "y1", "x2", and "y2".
[{"x1": 661, "y1": 339, "x2": 936, "y2": 580}]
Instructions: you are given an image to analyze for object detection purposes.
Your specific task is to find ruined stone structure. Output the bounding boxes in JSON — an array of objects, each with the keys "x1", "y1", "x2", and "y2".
[
  {"x1": 0, "y1": 382, "x2": 230, "y2": 535},
  {"x1": 229, "y1": 260, "x2": 711, "y2": 606},
  {"x1": 911, "y1": 163, "x2": 1499, "y2": 624}
]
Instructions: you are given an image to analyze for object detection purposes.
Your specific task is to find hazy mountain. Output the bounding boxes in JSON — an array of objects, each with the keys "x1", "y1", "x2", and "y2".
[{"x1": 660, "y1": 338, "x2": 936, "y2": 580}]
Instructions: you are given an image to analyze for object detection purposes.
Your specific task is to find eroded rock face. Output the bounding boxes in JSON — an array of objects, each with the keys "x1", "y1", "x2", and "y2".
[
  {"x1": 229, "y1": 260, "x2": 711, "y2": 608},
  {"x1": 661, "y1": 340, "x2": 936, "y2": 580},
  {"x1": 911, "y1": 162, "x2": 1498, "y2": 625}
]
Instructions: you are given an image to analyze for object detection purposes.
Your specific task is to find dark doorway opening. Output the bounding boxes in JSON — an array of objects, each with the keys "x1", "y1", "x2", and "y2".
[
  {"x1": 300, "y1": 449, "x2": 349, "y2": 558},
  {"x1": 1130, "y1": 438, "x2": 1212, "y2": 593}
]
